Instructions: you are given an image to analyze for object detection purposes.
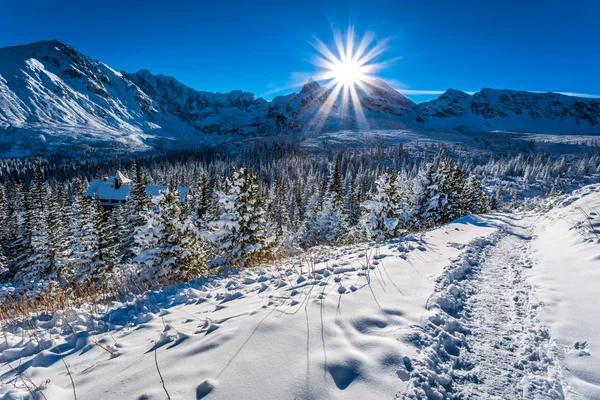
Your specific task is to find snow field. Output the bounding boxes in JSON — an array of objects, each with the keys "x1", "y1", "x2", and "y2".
[{"x1": 0, "y1": 218, "x2": 495, "y2": 399}]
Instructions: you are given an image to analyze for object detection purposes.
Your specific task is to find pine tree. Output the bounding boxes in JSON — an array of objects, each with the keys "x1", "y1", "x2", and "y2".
[
  {"x1": 310, "y1": 165, "x2": 349, "y2": 245},
  {"x1": 345, "y1": 179, "x2": 362, "y2": 227},
  {"x1": 72, "y1": 194, "x2": 102, "y2": 283},
  {"x1": 328, "y1": 159, "x2": 345, "y2": 204},
  {"x1": 67, "y1": 180, "x2": 92, "y2": 282},
  {"x1": 8, "y1": 180, "x2": 30, "y2": 280},
  {"x1": 314, "y1": 190, "x2": 348, "y2": 244},
  {"x1": 298, "y1": 192, "x2": 322, "y2": 247},
  {"x1": 0, "y1": 183, "x2": 8, "y2": 277},
  {"x1": 136, "y1": 188, "x2": 207, "y2": 281},
  {"x1": 415, "y1": 159, "x2": 468, "y2": 227},
  {"x1": 101, "y1": 205, "x2": 127, "y2": 281},
  {"x1": 124, "y1": 160, "x2": 150, "y2": 260},
  {"x1": 88, "y1": 196, "x2": 115, "y2": 283},
  {"x1": 438, "y1": 158, "x2": 466, "y2": 222},
  {"x1": 210, "y1": 168, "x2": 271, "y2": 266},
  {"x1": 464, "y1": 176, "x2": 489, "y2": 214},
  {"x1": 415, "y1": 163, "x2": 445, "y2": 228},
  {"x1": 192, "y1": 171, "x2": 213, "y2": 227},
  {"x1": 0, "y1": 183, "x2": 6, "y2": 251},
  {"x1": 393, "y1": 171, "x2": 417, "y2": 230},
  {"x1": 173, "y1": 192, "x2": 208, "y2": 281},
  {"x1": 265, "y1": 178, "x2": 293, "y2": 250},
  {"x1": 0, "y1": 248, "x2": 7, "y2": 276},
  {"x1": 45, "y1": 183, "x2": 70, "y2": 281},
  {"x1": 16, "y1": 170, "x2": 53, "y2": 284},
  {"x1": 360, "y1": 172, "x2": 400, "y2": 241}
]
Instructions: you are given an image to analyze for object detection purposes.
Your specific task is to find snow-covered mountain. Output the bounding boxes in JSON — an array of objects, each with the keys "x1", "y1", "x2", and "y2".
[
  {"x1": 411, "y1": 88, "x2": 600, "y2": 134},
  {"x1": 0, "y1": 40, "x2": 599, "y2": 156}
]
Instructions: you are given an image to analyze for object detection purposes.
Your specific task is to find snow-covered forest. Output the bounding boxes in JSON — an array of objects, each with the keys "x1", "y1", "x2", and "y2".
[{"x1": 0, "y1": 142, "x2": 599, "y2": 296}]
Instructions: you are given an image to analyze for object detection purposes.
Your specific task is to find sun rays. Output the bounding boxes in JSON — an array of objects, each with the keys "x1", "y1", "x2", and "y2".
[{"x1": 309, "y1": 27, "x2": 395, "y2": 128}]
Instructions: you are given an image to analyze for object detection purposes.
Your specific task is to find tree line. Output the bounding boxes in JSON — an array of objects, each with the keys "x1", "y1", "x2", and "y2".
[{"x1": 0, "y1": 143, "x2": 599, "y2": 295}]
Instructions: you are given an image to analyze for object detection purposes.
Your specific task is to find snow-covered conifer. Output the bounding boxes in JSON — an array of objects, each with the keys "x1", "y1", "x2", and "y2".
[
  {"x1": 210, "y1": 168, "x2": 271, "y2": 266},
  {"x1": 360, "y1": 172, "x2": 400, "y2": 241},
  {"x1": 464, "y1": 176, "x2": 489, "y2": 214}
]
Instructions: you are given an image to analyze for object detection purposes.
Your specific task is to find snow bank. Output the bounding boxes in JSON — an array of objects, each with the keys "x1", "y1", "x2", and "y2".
[{"x1": 529, "y1": 184, "x2": 600, "y2": 399}]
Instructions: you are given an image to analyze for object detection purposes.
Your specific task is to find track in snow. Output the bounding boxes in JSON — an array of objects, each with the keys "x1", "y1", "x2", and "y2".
[{"x1": 402, "y1": 214, "x2": 567, "y2": 399}]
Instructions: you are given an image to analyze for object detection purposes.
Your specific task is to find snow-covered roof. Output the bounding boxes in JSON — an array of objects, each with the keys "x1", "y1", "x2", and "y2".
[
  {"x1": 112, "y1": 170, "x2": 132, "y2": 184},
  {"x1": 84, "y1": 176, "x2": 190, "y2": 203},
  {"x1": 84, "y1": 179, "x2": 131, "y2": 201}
]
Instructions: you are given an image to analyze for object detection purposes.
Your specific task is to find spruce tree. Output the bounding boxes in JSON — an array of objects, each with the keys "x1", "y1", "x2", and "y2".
[
  {"x1": 438, "y1": 158, "x2": 466, "y2": 223},
  {"x1": 415, "y1": 163, "x2": 444, "y2": 228},
  {"x1": 360, "y1": 172, "x2": 400, "y2": 241},
  {"x1": 345, "y1": 179, "x2": 362, "y2": 227},
  {"x1": 135, "y1": 188, "x2": 207, "y2": 282},
  {"x1": 328, "y1": 159, "x2": 345, "y2": 204},
  {"x1": 298, "y1": 192, "x2": 322, "y2": 247},
  {"x1": 17, "y1": 171, "x2": 53, "y2": 284},
  {"x1": 210, "y1": 168, "x2": 271, "y2": 266},
  {"x1": 46, "y1": 183, "x2": 70, "y2": 281},
  {"x1": 0, "y1": 248, "x2": 7, "y2": 276},
  {"x1": 311, "y1": 166, "x2": 349, "y2": 245},
  {"x1": 124, "y1": 160, "x2": 150, "y2": 260},
  {"x1": 464, "y1": 176, "x2": 489, "y2": 214}
]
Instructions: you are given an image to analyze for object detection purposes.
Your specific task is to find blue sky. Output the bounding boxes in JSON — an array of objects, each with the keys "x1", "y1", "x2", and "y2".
[{"x1": 1, "y1": 0, "x2": 599, "y2": 102}]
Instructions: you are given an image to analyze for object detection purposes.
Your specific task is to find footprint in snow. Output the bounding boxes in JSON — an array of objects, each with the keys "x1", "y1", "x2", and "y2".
[
  {"x1": 196, "y1": 379, "x2": 217, "y2": 399},
  {"x1": 574, "y1": 341, "x2": 591, "y2": 357},
  {"x1": 328, "y1": 361, "x2": 362, "y2": 390}
]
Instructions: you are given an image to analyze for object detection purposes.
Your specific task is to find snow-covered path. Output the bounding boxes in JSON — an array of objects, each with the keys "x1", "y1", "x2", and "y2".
[
  {"x1": 452, "y1": 216, "x2": 565, "y2": 398},
  {"x1": 402, "y1": 214, "x2": 568, "y2": 399}
]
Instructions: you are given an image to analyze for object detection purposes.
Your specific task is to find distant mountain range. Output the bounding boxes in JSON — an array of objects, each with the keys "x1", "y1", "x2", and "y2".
[{"x1": 0, "y1": 40, "x2": 599, "y2": 156}]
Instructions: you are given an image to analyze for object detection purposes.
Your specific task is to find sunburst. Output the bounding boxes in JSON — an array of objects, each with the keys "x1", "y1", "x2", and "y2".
[{"x1": 311, "y1": 27, "x2": 395, "y2": 127}]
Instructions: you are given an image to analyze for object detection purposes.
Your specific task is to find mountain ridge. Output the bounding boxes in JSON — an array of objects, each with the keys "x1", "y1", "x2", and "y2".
[{"x1": 0, "y1": 40, "x2": 599, "y2": 156}]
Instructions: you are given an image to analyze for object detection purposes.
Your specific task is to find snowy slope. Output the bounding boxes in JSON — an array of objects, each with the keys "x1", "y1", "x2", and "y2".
[
  {"x1": 528, "y1": 185, "x2": 600, "y2": 399},
  {"x1": 0, "y1": 40, "x2": 157, "y2": 131},
  {"x1": 0, "y1": 40, "x2": 162, "y2": 154},
  {"x1": 0, "y1": 217, "x2": 495, "y2": 400}
]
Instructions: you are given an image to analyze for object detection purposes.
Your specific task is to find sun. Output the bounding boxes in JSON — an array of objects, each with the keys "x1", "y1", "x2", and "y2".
[
  {"x1": 312, "y1": 27, "x2": 383, "y2": 89},
  {"x1": 309, "y1": 27, "x2": 396, "y2": 127},
  {"x1": 331, "y1": 58, "x2": 366, "y2": 87}
]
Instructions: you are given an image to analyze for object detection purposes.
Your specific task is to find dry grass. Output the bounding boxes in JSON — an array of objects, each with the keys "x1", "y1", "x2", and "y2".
[
  {"x1": 574, "y1": 205, "x2": 600, "y2": 239},
  {"x1": 153, "y1": 340, "x2": 171, "y2": 400}
]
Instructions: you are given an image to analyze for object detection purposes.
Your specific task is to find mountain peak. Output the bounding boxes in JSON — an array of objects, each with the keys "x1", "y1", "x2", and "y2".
[
  {"x1": 366, "y1": 78, "x2": 403, "y2": 94},
  {"x1": 300, "y1": 78, "x2": 321, "y2": 94},
  {"x1": 439, "y1": 88, "x2": 470, "y2": 100},
  {"x1": 35, "y1": 39, "x2": 65, "y2": 46},
  {"x1": 0, "y1": 39, "x2": 68, "y2": 54}
]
